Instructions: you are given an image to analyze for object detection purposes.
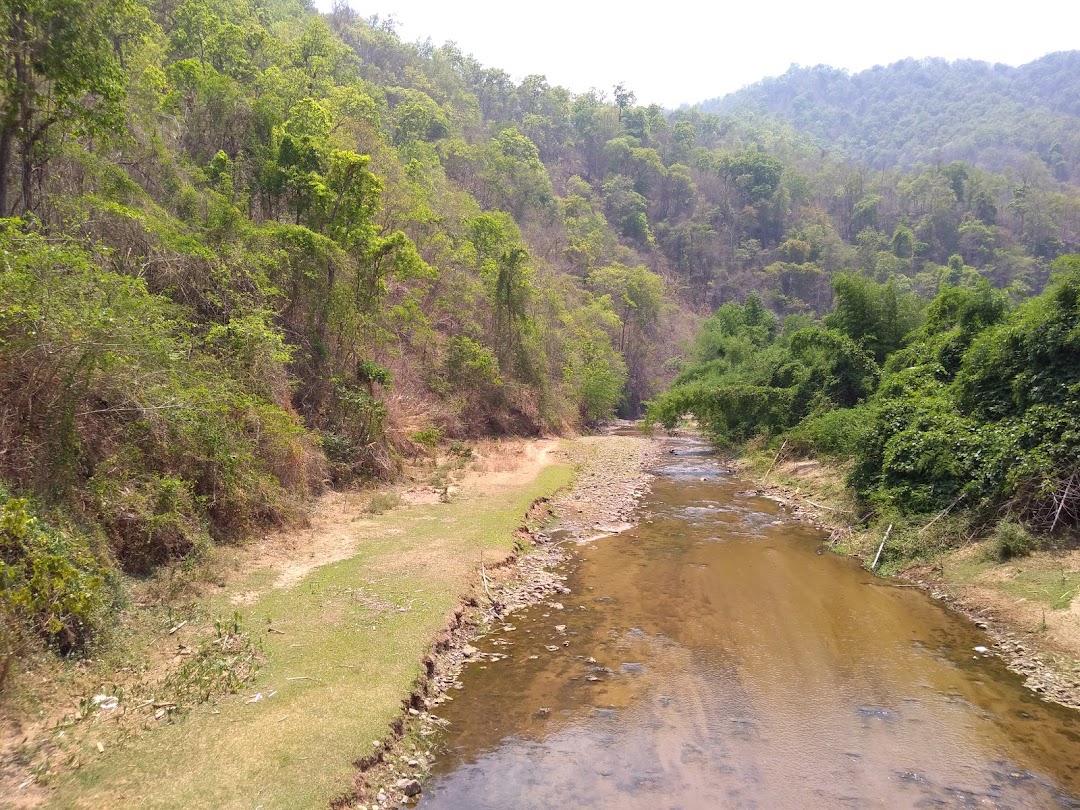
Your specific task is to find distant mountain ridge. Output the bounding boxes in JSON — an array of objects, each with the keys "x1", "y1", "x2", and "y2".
[{"x1": 697, "y1": 52, "x2": 1080, "y2": 181}]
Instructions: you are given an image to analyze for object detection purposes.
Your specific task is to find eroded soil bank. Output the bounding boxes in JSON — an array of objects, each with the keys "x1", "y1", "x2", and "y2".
[{"x1": 345, "y1": 431, "x2": 660, "y2": 807}]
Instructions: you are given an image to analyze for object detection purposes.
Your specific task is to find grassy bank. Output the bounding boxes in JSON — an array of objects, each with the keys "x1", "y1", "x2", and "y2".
[{"x1": 40, "y1": 454, "x2": 572, "y2": 809}]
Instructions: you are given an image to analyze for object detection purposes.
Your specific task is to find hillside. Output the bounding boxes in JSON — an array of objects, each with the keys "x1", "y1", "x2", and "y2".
[{"x1": 699, "y1": 53, "x2": 1080, "y2": 182}]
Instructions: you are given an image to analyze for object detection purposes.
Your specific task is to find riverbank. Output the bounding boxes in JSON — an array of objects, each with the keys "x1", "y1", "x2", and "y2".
[
  {"x1": 343, "y1": 431, "x2": 660, "y2": 808},
  {"x1": 733, "y1": 451, "x2": 1080, "y2": 712},
  {"x1": 0, "y1": 431, "x2": 660, "y2": 809}
]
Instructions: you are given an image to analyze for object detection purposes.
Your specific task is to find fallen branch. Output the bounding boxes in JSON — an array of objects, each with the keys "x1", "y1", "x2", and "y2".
[
  {"x1": 918, "y1": 493, "x2": 965, "y2": 537},
  {"x1": 871, "y1": 524, "x2": 893, "y2": 571},
  {"x1": 480, "y1": 551, "x2": 495, "y2": 604},
  {"x1": 760, "y1": 440, "x2": 788, "y2": 485},
  {"x1": 865, "y1": 582, "x2": 922, "y2": 589}
]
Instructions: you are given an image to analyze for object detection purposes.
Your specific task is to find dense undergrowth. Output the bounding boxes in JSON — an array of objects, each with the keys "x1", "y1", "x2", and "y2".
[{"x1": 649, "y1": 255, "x2": 1080, "y2": 568}]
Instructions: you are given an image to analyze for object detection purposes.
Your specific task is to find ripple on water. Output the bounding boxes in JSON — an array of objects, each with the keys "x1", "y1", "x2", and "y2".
[{"x1": 417, "y1": 437, "x2": 1080, "y2": 810}]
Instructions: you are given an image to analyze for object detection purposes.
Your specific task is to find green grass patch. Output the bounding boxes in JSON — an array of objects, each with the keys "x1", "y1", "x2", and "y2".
[
  {"x1": 944, "y1": 548, "x2": 1080, "y2": 611},
  {"x1": 987, "y1": 568, "x2": 1079, "y2": 611},
  {"x1": 49, "y1": 463, "x2": 572, "y2": 809}
]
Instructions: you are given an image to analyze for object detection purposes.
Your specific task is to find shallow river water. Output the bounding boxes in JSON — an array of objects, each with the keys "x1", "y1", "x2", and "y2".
[{"x1": 418, "y1": 436, "x2": 1080, "y2": 808}]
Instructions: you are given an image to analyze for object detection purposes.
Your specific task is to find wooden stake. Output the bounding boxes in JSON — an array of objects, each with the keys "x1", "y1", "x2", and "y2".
[
  {"x1": 480, "y1": 551, "x2": 495, "y2": 603},
  {"x1": 871, "y1": 524, "x2": 893, "y2": 571},
  {"x1": 1050, "y1": 471, "x2": 1076, "y2": 533}
]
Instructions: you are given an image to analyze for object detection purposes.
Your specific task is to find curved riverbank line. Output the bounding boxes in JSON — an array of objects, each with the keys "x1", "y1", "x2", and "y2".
[
  {"x1": 42, "y1": 442, "x2": 577, "y2": 809},
  {"x1": 344, "y1": 431, "x2": 661, "y2": 807}
]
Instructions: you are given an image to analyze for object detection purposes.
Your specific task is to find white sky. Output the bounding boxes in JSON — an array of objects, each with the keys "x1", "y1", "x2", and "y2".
[{"x1": 323, "y1": 0, "x2": 1080, "y2": 108}]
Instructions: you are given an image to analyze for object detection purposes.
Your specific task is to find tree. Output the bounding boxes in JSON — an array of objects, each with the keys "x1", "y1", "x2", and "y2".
[
  {"x1": 468, "y1": 213, "x2": 536, "y2": 366},
  {"x1": 0, "y1": 0, "x2": 149, "y2": 214},
  {"x1": 587, "y1": 263, "x2": 664, "y2": 414},
  {"x1": 825, "y1": 273, "x2": 922, "y2": 363},
  {"x1": 719, "y1": 149, "x2": 784, "y2": 205},
  {"x1": 612, "y1": 82, "x2": 635, "y2": 121}
]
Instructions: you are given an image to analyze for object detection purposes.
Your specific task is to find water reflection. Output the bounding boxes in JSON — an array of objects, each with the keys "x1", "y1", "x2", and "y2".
[{"x1": 420, "y1": 436, "x2": 1080, "y2": 809}]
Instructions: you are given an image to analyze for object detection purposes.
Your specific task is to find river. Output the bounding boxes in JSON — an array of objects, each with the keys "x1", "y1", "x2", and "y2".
[{"x1": 417, "y1": 434, "x2": 1080, "y2": 808}]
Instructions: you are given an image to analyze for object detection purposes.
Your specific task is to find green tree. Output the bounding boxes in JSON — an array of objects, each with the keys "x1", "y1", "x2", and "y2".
[
  {"x1": 0, "y1": 0, "x2": 149, "y2": 214},
  {"x1": 826, "y1": 273, "x2": 922, "y2": 363}
]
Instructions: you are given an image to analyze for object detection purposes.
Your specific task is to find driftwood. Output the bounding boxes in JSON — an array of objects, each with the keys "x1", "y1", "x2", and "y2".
[
  {"x1": 865, "y1": 582, "x2": 923, "y2": 589},
  {"x1": 806, "y1": 500, "x2": 851, "y2": 513},
  {"x1": 871, "y1": 524, "x2": 893, "y2": 571},
  {"x1": 760, "y1": 440, "x2": 788, "y2": 485}
]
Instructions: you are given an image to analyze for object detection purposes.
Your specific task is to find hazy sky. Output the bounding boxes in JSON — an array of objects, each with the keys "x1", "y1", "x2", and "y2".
[{"x1": 326, "y1": 0, "x2": 1079, "y2": 107}]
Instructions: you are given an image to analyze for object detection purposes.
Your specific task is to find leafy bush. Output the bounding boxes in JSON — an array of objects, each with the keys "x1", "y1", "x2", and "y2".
[
  {"x1": 410, "y1": 427, "x2": 443, "y2": 457},
  {"x1": 0, "y1": 225, "x2": 319, "y2": 573},
  {"x1": 793, "y1": 406, "x2": 872, "y2": 458},
  {"x1": 0, "y1": 494, "x2": 110, "y2": 655},
  {"x1": 989, "y1": 520, "x2": 1036, "y2": 561}
]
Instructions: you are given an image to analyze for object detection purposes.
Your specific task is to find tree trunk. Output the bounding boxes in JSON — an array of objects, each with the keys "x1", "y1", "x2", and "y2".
[
  {"x1": 20, "y1": 138, "x2": 32, "y2": 215},
  {"x1": 0, "y1": 122, "x2": 12, "y2": 216}
]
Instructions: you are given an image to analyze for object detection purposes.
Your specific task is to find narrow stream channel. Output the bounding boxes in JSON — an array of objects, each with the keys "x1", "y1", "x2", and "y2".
[{"x1": 418, "y1": 435, "x2": 1080, "y2": 808}]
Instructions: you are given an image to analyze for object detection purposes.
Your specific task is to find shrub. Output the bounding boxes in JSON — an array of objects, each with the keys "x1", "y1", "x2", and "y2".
[
  {"x1": 0, "y1": 494, "x2": 110, "y2": 655},
  {"x1": 0, "y1": 229, "x2": 319, "y2": 570},
  {"x1": 990, "y1": 520, "x2": 1036, "y2": 561},
  {"x1": 794, "y1": 406, "x2": 872, "y2": 459},
  {"x1": 364, "y1": 492, "x2": 400, "y2": 515},
  {"x1": 410, "y1": 427, "x2": 443, "y2": 459}
]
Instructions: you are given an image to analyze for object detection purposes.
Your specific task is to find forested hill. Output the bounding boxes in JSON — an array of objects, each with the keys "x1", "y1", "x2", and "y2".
[
  {"x1": 698, "y1": 53, "x2": 1080, "y2": 182},
  {"x1": 2, "y1": 0, "x2": 1080, "y2": 662}
]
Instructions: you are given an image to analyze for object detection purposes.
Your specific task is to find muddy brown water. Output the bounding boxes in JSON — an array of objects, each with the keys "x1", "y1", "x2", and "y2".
[{"x1": 418, "y1": 436, "x2": 1080, "y2": 808}]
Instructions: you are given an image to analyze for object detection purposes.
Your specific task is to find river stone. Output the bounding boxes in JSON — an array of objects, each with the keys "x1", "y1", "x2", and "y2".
[
  {"x1": 397, "y1": 778, "x2": 422, "y2": 797},
  {"x1": 856, "y1": 706, "x2": 894, "y2": 720}
]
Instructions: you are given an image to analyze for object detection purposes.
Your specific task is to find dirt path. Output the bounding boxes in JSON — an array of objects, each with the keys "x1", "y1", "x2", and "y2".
[{"x1": 222, "y1": 437, "x2": 565, "y2": 600}]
